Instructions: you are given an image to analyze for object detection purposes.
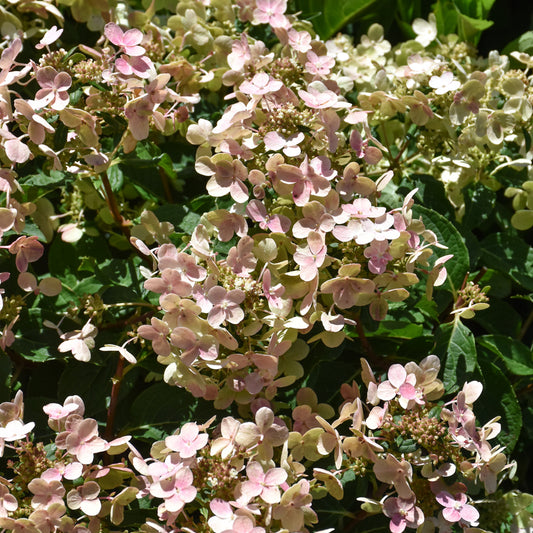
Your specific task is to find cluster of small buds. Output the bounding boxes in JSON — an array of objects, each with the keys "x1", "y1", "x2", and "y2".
[
  {"x1": 38, "y1": 49, "x2": 69, "y2": 71},
  {"x1": 268, "y1": 56, "x2": 304, "y2": 85},
  {"x1": 5, "y1": 440, "x2": 52, "y2": 491},
  {"x1": 383, "y1": 408, "x2": 465, "y2": 466},
  {"x1": 452, "y1": 281, "x2": 490, "y2": 319},
  {"x1": 79, "y1": 294, "x2": 106, "y2": 322},
  {"x1": 0, "y1": 295, "x2": 25, "y2": 323},
  {"x1": 258, "y1": 103, "x2": 315, "y2": 137},
  {"x1": 72, "y1": 59, "x2": 107, "y2": 84}
]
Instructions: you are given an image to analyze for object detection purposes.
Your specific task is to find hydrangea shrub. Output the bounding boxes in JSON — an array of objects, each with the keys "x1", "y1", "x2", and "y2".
[{"x1": 0, "y1": 0, "x2": 532, "y2": 532}]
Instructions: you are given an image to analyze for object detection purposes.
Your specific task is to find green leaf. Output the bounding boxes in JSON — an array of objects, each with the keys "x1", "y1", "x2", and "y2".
[
  {"x1": 366, "y1": 320, "x2": 424, "y2": 339},
  {"x1": 412, "y1": 205, "x2": 470, "y2": 293},
  {"x1": 479, "y1": 0, "x2": 497, "y2": 15},
  {"x1": 518, "y1": 31, "x2": 533, "y2": 54},
  {"x1": 473, "y1": 299, "x2": 522, "y2": 338},
  {"x1": 457, "y1": 12, "x2": 493, "y2": 44},
  {"x1": 157, "y1": 153, "x2": 177, "y2": 180},
  {"x1": 479, "y1": 268, "x2": 512, "y2": 299},
  {"x1": 107, "y1": 164, "x2": 124, "y2": 192},
  {"x1": 190, "y1": 194, "x2": 215, "y2": 213},
  {"x1": 13, "y1": 343, "x2": 55, "y2": 363},
  {"x1": 120, "y1": 161, "x2": 167, "y2": 201},
  {"x1": 462, "y1": 231, "x2": 482, "y2": 268},
  {"x1": 58, "y1": 362, "x2": 113, "y2": 416},
  {"x1": 135, "y1": 141, "x2": 161, "y2": 160},
  {"x1": 63, "y1": 52, "x2": 86, "y2": 64},
  {"x1": 96, "y1": 257, "x2": 138, "y2": 288},
  {"x1": 68, "y1": 88, "x2": 83, "y2": 106},
  {"x1": 53, "y1": 273, "x2": 104, "y2": 306},
  {"x1": 103, "y1": 284, "x2": 141, "y2": 304},
  {"x1": 396, "y1": 0, "x2": 421, "y2": 28},
  {"x1": 0, "y1": 356, "x2": 13, "y2": 402},
  {"x1": 396, "y1": 436, "x2": 417, "y2": 453},
  {"x1": 23, "y1": 170, "x2": 65, "y2": 187},
  {"x1": 477, "y1": 335, "x2": 533, "y2": 376},
  {"x1": 54, "y1": 121, "x2": 69, "y2": 151},
  {"x1": 49, "y1": 234, "x2": 111, "y2": 276},
  {"x1": 178, "y1": 211, "x2": 202, "y2": 233},
  {"x1": 432, "y1": 0, "x2": 458, "y2": 36},
  {"x1": 434, "y1": 319, "x2": 477, "y2": 393},
  {"x1": 461, "y1": 182, "x2": 496, "y2": 230},
  {"x1": 296, "y1": 0, "x2": 379, "y2": 39},
  {"x1": 154, "y1": 204, "x2": 188, "y2": 229},
  {"x1": 477, "y1": 357, "x2": 522, "y2": 451},
  {"x1": 481, "y1": 233, "x2": 533, "y2": 291},
  {"x1": 13, "y1": 307, "x2": 65, "y2": 362},
  {"x1": 413, "y1": 297, "x2": 439, "y2": 320},
  {"x1": 399, "y1": 174, "x2": 454, "y2": 220},
  {"x1": 20, "y1": 222, "x2": 47, "y2": 242},
  {"x1": 128, "y1": 383, "x2": 198, "y2": 429},
  {"x1": 302, "y1": 343, "x2": 351, "y2": 392},
  {"x1": 72, "y1": 276, "x2": 106, "y2": 297},
  {"x1": 341, "y1": 470, "x2": 356, "y2": 484},
  {"x1": 397, "y1": 336, "x2": 436, "y2": 360},
  {"x1": 493, "y1": 164, "x2": 528, "y2": 188},
  {"x1": 452, "y1": 0, "x2": 475, "y2": 16},
  {"x1": 433, "y1": 0, "x2": 495, "y2": 44}
]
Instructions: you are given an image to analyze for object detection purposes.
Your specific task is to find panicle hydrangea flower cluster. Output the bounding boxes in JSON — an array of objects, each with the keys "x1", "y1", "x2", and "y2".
[
  {"x1": 2, "y1": 0, "x2": 523, "y2": 351},
  {"x1": 130, "y1": 9, "x2": 451, "y2": 408},
  {"x1": 0, "y1": 393, "x2": 134, "y2": 532},
  {"x1": 326, "y1": 19, "x2": 533, "y2": 230},
  {"x1": 134, "y1": 180, "x2": 447, "y2": 406},
  {"x1": 0, "y1": 355, "x2": 517, "y2": 533}
]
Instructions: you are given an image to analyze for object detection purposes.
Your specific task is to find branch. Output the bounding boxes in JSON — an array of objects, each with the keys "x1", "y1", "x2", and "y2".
[
  {"x1": 104, "y1": 355, "x2": 125, "y2": 443},
  {"x1": 354, "y1": 313, "x2": 386, "y2": 370},
  {"x1": 518, "y1": 307, "x2": 533, "y2": 342},
  {"x1": 101, "y1": 171, "x2": 131, "y2": 239}
]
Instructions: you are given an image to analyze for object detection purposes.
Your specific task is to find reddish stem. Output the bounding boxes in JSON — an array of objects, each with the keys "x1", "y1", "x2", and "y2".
[
  {"x1": 101, "y1": 171, "x2": 131, "y2": 239},
  {"x1": 99, "y1": 310, "x2": 155, "y2": 330},
  {"x1": 354, "y1": 315, "x2": 386, "y2": 370},
  {"x1": 158, "y1": 168, "x2": 174, "y2": 203},
  {"x1": 100, "y1": 171, "x2": 154, "y2": 265},
  {"x1": 104, "y1": 355, "x2": 125, "y2": 443},
  {"x1": 342, "y1": 509, "x2": 369, "y2": 532}
]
